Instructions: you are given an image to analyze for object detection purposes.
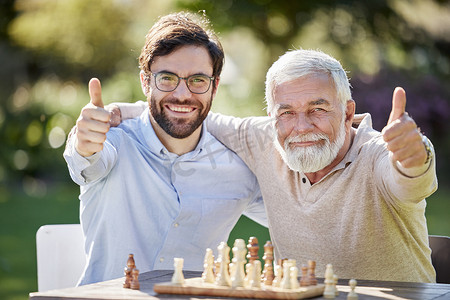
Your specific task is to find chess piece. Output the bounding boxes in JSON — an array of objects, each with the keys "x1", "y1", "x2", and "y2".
[
  {"x1": 347, "y1": 279, "x2": 358, "y2": 300},
  {"x1": 202, "y1": 248, "x2": 215, "y2": 283},
  {"x1": 307, "y1": 260, "x2": 318, "y2": 285},
  {"x1": 127, "y1": 253, "x2": 136, "y2": 269},
  {"x1": 333, "y1": 274, "x2": 339, "y2": 296},
  {"x1": 262, "y1": 241, "x2": 274, "y2": 285},
  {"x1": 216, "y1": 242, "x2": 231, "y2": 286},
  {"x1": 244, "y1": 262, "x2": 253, "y2": 288},
  {"x1": 171, "y1": 258, "x2": 185, "y2": 284},
  {"x1": 280, "y1": 261, "x2": 292, "y2": 289},
  {"x1": 272, "y1": 264, "x2": 283, "y2": 287},
  {"x1": 290, "y1": 266, "x2": 300, "y2": 289},
  {"x1": 246, "y1": 237, "x2": 259, "y2": 263},
  {"x1": 299, "y1": 265, "x2": 309, "y2": 286},
  {"x1": 323, "y1": 264, "x2": 335, "y2": 299},
  {"x1": 130, "y1": 268, "x2": 140, "y2": 290},
  {"x1": 123, "y1": 253, "x2": 136, "y2": 288},
  {"x1": 123, "y1": 267, "x2": 132, "y2": 288},
  {"x1": 249, "y1": 260, "x2": 262, "y2": 288},
  {"x1": 231, "y1": 239, "x2": 246, "y2": 288}
]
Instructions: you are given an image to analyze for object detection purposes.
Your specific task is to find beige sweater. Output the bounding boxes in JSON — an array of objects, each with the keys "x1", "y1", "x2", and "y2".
[{"x1": 207, "y1": 112, "x2": 437, "y2": 283}]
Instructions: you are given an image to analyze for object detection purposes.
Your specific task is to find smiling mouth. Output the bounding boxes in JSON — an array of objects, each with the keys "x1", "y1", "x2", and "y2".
[{"x1": 166, "y1": 105, "x2": 196, "y2": 113}]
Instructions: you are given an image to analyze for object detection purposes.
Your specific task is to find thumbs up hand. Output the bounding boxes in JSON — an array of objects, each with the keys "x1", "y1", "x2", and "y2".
[
  {"x1": 381, "y1": 87, "x2": 428, "y2": 168},
  {"x1": 75, "y1": 78, "x2": 112, "y2": 157}
]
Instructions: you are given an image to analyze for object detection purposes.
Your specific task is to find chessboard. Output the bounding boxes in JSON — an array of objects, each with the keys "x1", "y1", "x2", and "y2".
[
  {"x1": 154, "y1": 277, "x2": 325, "y2": 299},
  {"x1": 152, "y1": 237, "x2": 328, "y2": 299}
]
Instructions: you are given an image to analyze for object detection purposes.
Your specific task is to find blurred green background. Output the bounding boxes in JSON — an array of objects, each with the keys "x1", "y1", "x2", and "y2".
[{"x1": 0, "y1": 0, "x2": 449, "y2": 299}]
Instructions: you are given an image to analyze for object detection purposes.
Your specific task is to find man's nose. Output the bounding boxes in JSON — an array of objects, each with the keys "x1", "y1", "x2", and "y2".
[
  {"x1": 293, "y1": 113, "x2": 314, "y2": 133},
  {"x1": 172, "y1": 79, "x2": 192, "y2": 100}
]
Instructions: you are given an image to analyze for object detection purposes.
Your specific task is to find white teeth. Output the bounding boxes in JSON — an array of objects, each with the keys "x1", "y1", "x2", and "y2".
[{"x1": 168, "y1": 105, "x2": 194, "y2": 113}]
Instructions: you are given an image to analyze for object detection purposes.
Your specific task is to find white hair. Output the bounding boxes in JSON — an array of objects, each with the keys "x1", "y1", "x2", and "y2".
[{"x1": 265, "y1": 49, "x2": 352, "y2": 114}]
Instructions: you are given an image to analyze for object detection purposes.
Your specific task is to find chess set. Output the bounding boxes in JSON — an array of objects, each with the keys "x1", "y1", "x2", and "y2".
[{"x1": 123, "y1": 237, "x2": 359, "y2": 299}]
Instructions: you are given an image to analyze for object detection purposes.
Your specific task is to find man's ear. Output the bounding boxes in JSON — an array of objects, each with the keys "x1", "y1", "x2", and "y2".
[
  {"x1": 211, "y1": 77, "x2": 220, "y2": 98},
  {"x1": 140, "y1": 71, "x2": 150, "y2": 96},
  {"x1": 345, "y1": 99, "x2": 356, "y2": 130}
]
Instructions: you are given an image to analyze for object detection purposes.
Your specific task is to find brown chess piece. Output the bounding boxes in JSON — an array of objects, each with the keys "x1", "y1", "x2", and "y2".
[
  {"x1": 299, "y1": 264, "x2": 310, "y2": 286},
  {"x1": 130, "y1": 268, "x2": 140, "y2": 290},
  {"x1": 307, "y1": 260, "x2": 317, "y2": 285},
  {"x1": 123, "y1": 267, "x2": 132, "y2": 288},
  {"x1": 246, "y1": 237, "x2": 259, "y2": 263},
  {"x1": 262, "y1": 240, "x2": 274, "y2": 285},
  {"x1": 123, "y1": 253, "x2": 136, "y2": 288}
]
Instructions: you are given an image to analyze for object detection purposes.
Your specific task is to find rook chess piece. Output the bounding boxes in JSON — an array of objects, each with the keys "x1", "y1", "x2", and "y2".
[
  {"x1": 307, "y1": 260, "x2": 318, "y2": 285},
  {"x1": 299, "y1": 265, "x2": 309, "y2": 286},
  {"x1": 171, "y1": 258, "x2": 185, "y2": 284},
  {"x1": 347, "y1": 279, "x2": 358, "y2": 300},
  {"x1": 130, "y1": 268, "x2": 140, "y2": 290}
]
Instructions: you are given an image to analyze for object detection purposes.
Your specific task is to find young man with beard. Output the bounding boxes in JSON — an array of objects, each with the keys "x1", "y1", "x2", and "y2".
[
  {"x1": 117, "y1": 50, "x2": 437, "y2": 282},
  {"x1": 63, "y1": 12, "x2": 266, "y2": 285}
]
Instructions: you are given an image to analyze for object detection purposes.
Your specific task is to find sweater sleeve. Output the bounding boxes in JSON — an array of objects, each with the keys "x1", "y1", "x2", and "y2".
[{"x1": 206, "y1": 112, "x2": 273, "y2": 170}]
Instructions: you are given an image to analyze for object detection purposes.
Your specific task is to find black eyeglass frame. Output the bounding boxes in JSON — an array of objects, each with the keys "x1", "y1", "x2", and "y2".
[{"x1": 149, "y1": 71, "x2": 215, "y2": 94}]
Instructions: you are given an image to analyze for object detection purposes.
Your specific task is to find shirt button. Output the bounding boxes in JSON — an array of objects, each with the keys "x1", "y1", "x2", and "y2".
[
  {"x1": 302, "y1": 178, "x2": 307, "y2": 184},
  {"x1": 159, "y1": 257, "x2": 164, "y2": 263},
  {"x1": 174, "y1": 223, "x2": 179, "y2": 228}
]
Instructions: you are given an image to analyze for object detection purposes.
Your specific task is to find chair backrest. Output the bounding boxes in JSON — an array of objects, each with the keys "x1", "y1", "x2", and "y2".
[
  {"x1": 36, "y1": 224, "x2": 86, "y2": 291},
  {"x1": 429, "y1": 235, "x2": 450, "y2": 284}
]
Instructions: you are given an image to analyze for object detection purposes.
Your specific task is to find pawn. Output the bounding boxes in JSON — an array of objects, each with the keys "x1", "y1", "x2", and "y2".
[
  {"x1": 299, "y1": 265, "x2": 309, "y2": 286},
  {"x1": 249, "y1": 260, "x2": 262, "y2": 288},
  {"x1": 323, "y1": 264, "x2": 335, "y2": 299},
  {"x1": 347, "y1": 279, "x2": 358, "y2": 300},
  {"x1": 171, "y1": 257, "x2": 185, "y2": 284},
  {"x1": 272, "y1": 264, "x2": 283, "y2": 287},
  {"x1": 333, "y1": 274, "x2": 339, "y2": 296},
  {"x1": 130, "y1": 268, "x2": 140, "y2": 290}
]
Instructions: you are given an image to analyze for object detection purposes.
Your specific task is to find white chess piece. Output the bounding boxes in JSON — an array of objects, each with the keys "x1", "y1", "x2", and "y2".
[
  {"x1": 202, "y1": 248, "x2": 215, "y2": 283},
  {"x1": 244, "y1": 262, "x2": 253, "y2": 288},
  {"x1": 347, "y1": 279, "x2": 358, "y2": 300},
  {"x1": 323, "y1": 264, "x2": 335, "y2": 298},
  {"x1": 280, "y1": 262, "x2": 292, "y2": 289},
  {"x1": 171, "y1": 258, "x2": 185, "y2": 284},
  {"x1": 272, "y1": 264, "x2": 282, "y2": 287},
  {"x1": 333, "y1": 274, "x2": 339, "y2": 296},
  {"x1": 290, "y1": 266, "x2": 300, "y2": 289},
  {"x1": 231, "y1": 239, "x2": 246, "y2": 288},
  {"x1": 215, "y1": 242, "x2": 231, "y2": 286},
  {"x1": 250, "y1": 260, "x2": 262, "y2": 288}
]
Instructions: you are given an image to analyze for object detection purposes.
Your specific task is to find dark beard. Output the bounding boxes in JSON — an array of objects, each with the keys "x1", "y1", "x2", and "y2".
[{"x1": 150, "y1": 96, "x2": 211, "y2": 139}]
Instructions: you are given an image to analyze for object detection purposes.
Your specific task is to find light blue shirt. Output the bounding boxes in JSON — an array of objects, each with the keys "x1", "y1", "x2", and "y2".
[{"x1": 63, "y1": 108, "x2": 266, "y2": 285}]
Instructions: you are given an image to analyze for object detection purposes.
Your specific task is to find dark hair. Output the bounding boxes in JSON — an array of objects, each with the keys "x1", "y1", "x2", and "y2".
[{"x1": 139, "y1": 12, "x2": 224, "y2": 78}]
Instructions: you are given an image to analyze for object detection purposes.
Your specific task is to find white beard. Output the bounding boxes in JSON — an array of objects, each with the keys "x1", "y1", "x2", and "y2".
[{"x1": 274, "y1": 117, "x2": 346, "y2": 173}]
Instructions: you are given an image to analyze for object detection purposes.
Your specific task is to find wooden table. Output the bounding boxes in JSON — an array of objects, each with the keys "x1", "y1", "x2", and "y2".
[{"x1": 29, "y1": 270, "x2": 450, "y2": 300}]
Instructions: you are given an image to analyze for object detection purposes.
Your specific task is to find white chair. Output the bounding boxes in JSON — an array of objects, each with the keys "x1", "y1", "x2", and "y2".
[{"x1": 36, "y1": 224, "x2": 86, "y2": 291}]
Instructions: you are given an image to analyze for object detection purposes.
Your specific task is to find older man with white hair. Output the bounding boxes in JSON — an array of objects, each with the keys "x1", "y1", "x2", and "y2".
[{"x1": 114, "y1": 49, "x2": 437, "y2": 283}]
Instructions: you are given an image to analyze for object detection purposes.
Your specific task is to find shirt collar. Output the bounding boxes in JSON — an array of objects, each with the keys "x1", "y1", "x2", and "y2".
[{"x1": 140, "y1": 108, "x2": 208, "y2": 159}]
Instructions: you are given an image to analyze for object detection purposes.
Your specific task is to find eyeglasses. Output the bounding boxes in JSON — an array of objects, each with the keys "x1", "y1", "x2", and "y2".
[{"x1": 150, "y1": 71, "x2": 215, "y2": 94}]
